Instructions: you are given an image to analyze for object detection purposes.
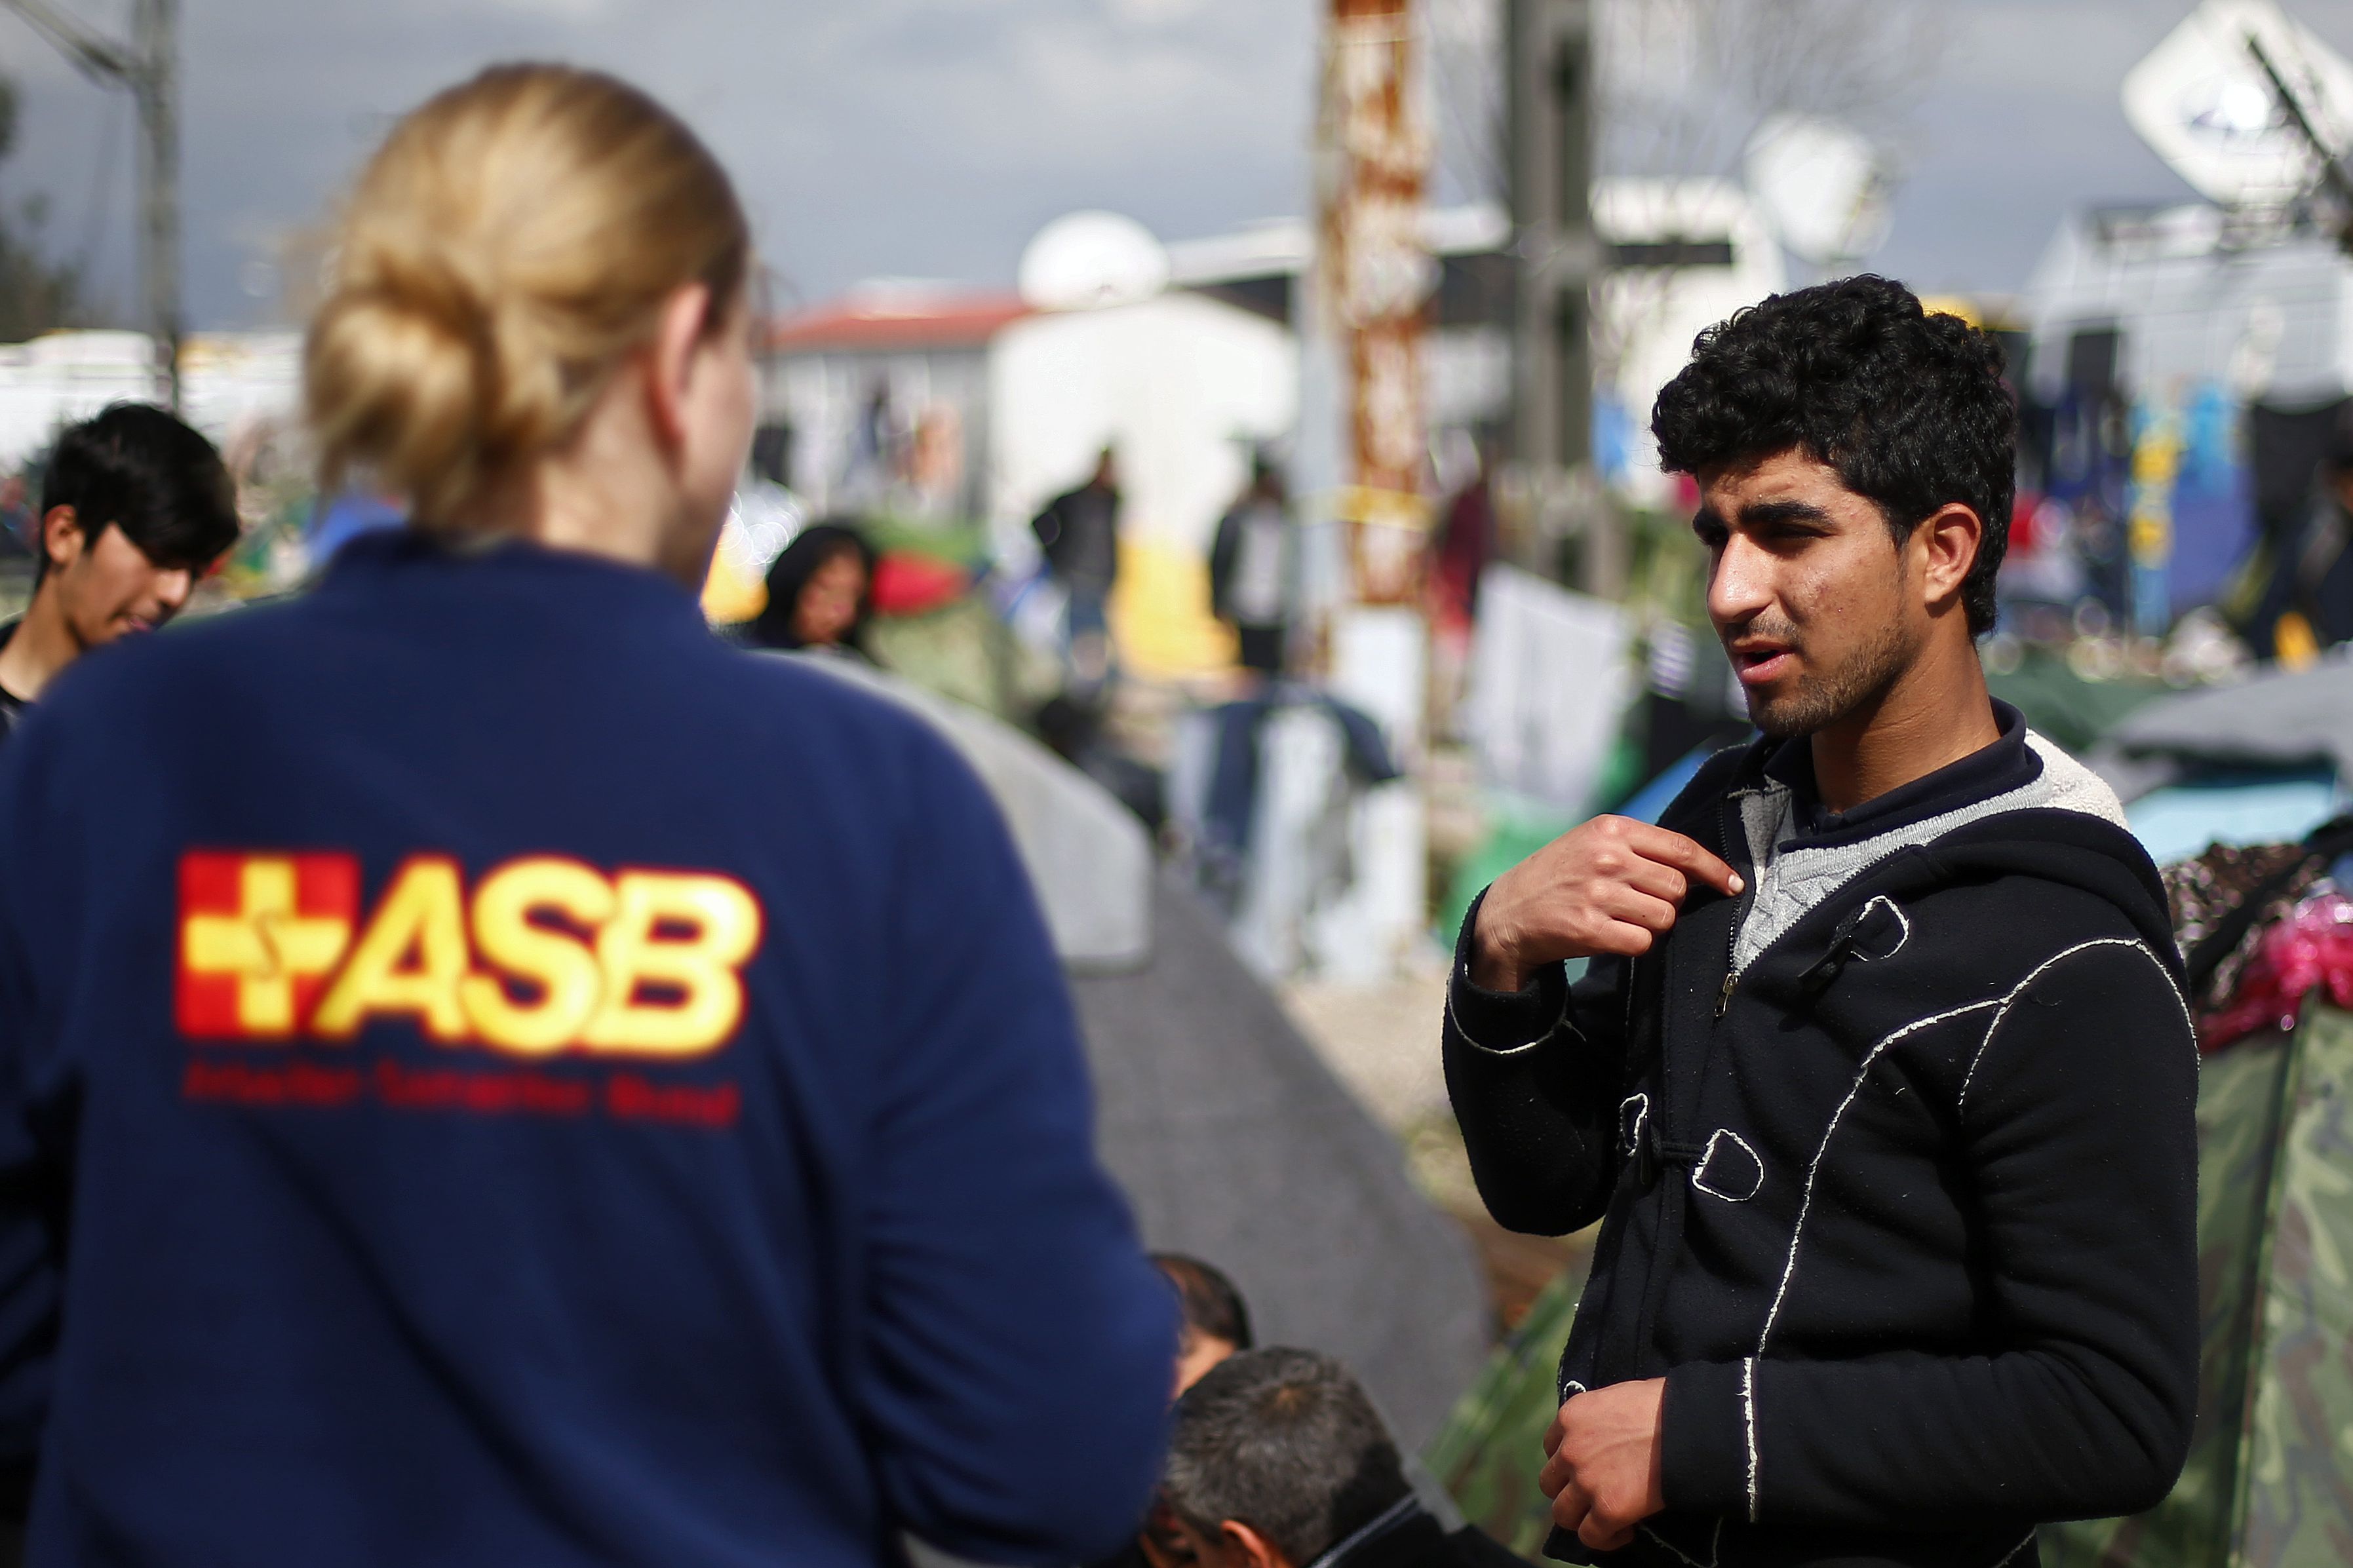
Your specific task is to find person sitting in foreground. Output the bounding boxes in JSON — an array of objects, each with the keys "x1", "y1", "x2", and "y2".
[
  {"x1": 1156, "y1": 1253, "x2": 1254, "y2": 1395},
  {"x1": 1149, "y1": 1348, "x2": 1520, "y2": 1568}
]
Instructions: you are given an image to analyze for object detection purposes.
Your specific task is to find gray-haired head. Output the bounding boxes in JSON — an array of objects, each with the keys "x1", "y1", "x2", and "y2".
[{"x1": 1160, "y1": 1347, "x2": 1410, "y2": 1566}]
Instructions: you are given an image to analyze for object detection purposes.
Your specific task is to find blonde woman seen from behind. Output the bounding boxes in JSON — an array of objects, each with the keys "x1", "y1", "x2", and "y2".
[{"x1": 0, "y1": 64, "x2": 1175, "y2": 1567}]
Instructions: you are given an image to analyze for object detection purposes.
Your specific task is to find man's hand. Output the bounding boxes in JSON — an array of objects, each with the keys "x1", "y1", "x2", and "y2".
[
  {"x1": 1471, "y1": 816, "x2": 1743, "y2": 991},
  {"x1": 1539, "y1": 1378, "x2": 1667, "y2": 1552}
]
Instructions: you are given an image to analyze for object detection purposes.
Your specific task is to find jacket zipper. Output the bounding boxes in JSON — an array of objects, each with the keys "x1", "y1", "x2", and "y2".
[{"x1": 1716, "y1": 798, "x2": 1753, "y2": 1018}]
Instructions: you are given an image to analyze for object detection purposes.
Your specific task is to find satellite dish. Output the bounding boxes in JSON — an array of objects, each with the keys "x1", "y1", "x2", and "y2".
[
  {"x1": 1742, "y1": 115, "x2": 1893, "y2": 265},
  {"x1": 2122, "y1": 0, "x2": 2353, "y2": 208},
  {"x1": 1018, "y1": 212, "x2": 1170, "y2": 312}
]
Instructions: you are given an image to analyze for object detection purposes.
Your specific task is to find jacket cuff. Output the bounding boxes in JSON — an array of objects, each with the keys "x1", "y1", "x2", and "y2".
[
  {"x1": 1662, "y1": 1359, "x2": 1755, "y2": 1522},
  {"x1": 1447, "y1": 888, "x2": 1568, "y2": 1054}
]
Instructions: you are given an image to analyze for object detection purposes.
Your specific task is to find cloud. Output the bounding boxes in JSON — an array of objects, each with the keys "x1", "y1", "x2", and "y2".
[{"x1": 3, "y1": 0, "x2": 2348, "y2": 330}]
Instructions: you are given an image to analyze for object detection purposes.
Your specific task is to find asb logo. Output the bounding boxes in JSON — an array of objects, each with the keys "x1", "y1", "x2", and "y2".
[{"x1": 177, "y1": 852, "x2": 764, "y2": 1058}]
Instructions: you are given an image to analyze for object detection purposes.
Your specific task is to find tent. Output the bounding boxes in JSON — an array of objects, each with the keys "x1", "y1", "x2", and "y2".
[{"x1": 794, "y1": 655, "x2": 1490, "y2": 1447}]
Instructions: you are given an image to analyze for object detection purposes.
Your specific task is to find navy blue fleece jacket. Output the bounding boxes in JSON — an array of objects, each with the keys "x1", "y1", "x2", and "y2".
[{"x1": 0, "y1": 531, "x2": 1175, "y2": 1567}]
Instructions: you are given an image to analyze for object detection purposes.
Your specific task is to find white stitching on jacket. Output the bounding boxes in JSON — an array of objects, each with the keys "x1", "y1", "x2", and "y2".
[
  {"x1": 1991, "y1": 1527, "x2": 2036, "y2": 1566},
  {"x1": 1954, "y1": 938, "x2": 2189, "y2": 1117},
  {"x1": 1848, "y1": 895, "x2": 1911, "y2": 962},
  {"x1": 1742, "y1": 1356, "x2": 1759, "y2": 1522},
  {"x1": 1755, "y1": 995, "x2": 2004, "y2": 1349},
  {"x1": 1692, "y1": 1128, "x2": 1764, "y2": 1202},
  {"x1": 1620, "y1": 1094, "x2": 1650, "y2": 1158},
  {"x1": 1759, "y1": 936, "x2": 2188, "y2": 1352},
  {"x1": 1445, "y1": 967, "x2": 1570, "y2": 1056},
  {"x1": 1637, "y1": 1518, "x2": 1721, "y2": 1568}
]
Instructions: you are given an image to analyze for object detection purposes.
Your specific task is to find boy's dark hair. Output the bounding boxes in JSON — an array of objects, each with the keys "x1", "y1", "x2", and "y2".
[
  {"x1": 36, "y1": 403, "x2": 239, "y2": 584},
  {"x1": 1153, "y1": 1253, "x2": 1253, "y2": 1350},
  {"x1": 1161, "y1": 1348, "x2": 1408, "y2": 1566},
  {"x1": 1651, "y1": 275, "x2": 2016, "y2": 636}
]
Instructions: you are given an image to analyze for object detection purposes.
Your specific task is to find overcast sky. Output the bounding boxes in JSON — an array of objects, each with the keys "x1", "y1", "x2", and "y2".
[{"x1": 0, "y1": 0, "x2": 2347, "y2": 332}]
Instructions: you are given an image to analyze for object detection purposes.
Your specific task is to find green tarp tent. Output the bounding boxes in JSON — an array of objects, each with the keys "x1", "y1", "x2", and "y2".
[{"x1": 1425, "y1": 1004, "x2": 2353, "y2": 1567}]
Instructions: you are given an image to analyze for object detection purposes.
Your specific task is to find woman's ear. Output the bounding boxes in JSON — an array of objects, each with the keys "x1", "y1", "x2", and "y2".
[{"x1": 643, "y1": 282, "x2": 716, "y2": 455}]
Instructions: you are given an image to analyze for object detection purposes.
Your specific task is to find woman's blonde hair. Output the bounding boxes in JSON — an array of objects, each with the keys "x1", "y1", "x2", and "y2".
[{"x1": 306, "y1": 64, "x2": 750, "y2": 525}]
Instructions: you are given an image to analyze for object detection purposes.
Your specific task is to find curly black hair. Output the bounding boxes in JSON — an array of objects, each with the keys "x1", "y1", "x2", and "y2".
[{"x1": 1651, "y1": 275, "x2": 2015, "y2": 636}]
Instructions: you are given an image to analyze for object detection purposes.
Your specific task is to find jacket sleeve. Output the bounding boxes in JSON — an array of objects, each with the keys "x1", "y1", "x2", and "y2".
[
  {"x1": 1661, "y1": 938, "x2": 2200, "y2": 1530},
  {"x1": 857, "y1": 733, "x2": 1176, "y2": 1563},
  {"x1": 1442, "y1": 888, "x2": 1632, "y2": 1237}
]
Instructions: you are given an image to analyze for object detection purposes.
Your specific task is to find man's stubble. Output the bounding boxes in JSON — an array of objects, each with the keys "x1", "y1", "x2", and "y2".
[{"x1": 1745, "y1": 615, "x2": 1917, "y2": 740}]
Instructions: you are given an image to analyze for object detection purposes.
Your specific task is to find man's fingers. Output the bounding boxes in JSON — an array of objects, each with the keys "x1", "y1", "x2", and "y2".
[
  {"x1": 1620, "y1": 857, "x2": 1689, "y2": 906},
  {"x1": 1580, "y1": 1516, "x2": 1637, "y2": 1553},
  {"x1": 1624, "y1": 822, "x2": 1743, "y2": 898},
  {"x1": 1549, "y1": 1480, "x2": 1591, "y2": 1534},
  {"x1": 1580, "y1": 921, "x2": 1658, "y2": 959},
  {"x1": 1601, "y1": 887, "x2": 1681, "y2": 933},
  {"x1": 1542, "y1": 1404, "x2": 1569, "y2": 1459}
]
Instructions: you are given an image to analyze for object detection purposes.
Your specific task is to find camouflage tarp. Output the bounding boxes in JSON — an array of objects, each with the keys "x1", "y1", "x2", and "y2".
[
  {"x1": 2050, "y1": 1003, "x2": 2353, "y2": 1568},
  {"x1": 1427, "y1": 1008, "x2": 2353, "y2": 1567},
  {"x1": 1424, "y1": 1257, "x2": 1585, "y2": 1558}
]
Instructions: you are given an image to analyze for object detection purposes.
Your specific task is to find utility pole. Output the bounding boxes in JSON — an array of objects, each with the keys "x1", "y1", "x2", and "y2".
[
  {"x1": 1289, "y1": 0, "x2": 1433, "y2": 982},
  {"x1": 1506, "y1": 0, "x2": 1610, "y2": 591},
  {"x1": 2, "y1": 0, "x2": 178, "y2": 408}
]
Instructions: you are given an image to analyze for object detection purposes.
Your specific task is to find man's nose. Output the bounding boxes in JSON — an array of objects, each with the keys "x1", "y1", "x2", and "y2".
[
  {"x1": 153, "y1": 568, "x2": 193, "y2": 613},
  {"x1": 1706, "y1": 535, "x2": 1773, "y2": 629}
]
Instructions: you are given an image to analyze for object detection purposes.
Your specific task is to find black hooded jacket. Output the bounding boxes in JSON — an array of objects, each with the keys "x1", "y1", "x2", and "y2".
[{"x1": 1444, "y1": 710, "x2": 2199, "y2": 1568}]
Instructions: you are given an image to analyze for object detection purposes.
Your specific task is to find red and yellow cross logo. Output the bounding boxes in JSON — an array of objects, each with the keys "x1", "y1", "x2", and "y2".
[
  {"x1": 177, "y1": 853, "x2": 359, "y2": 1039},
  {"x1": 173, "y1": 850, "x2": 762, "y2": 1056}
]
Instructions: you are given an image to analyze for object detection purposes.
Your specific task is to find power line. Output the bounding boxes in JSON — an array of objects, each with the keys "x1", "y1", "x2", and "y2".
[{"x1": 0, "y1": 0, "x2": 176, "y2": 408}]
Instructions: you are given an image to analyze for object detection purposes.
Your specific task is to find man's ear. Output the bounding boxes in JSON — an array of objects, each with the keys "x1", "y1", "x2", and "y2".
[
  {"x1": 1912, "y1": 501, "x2": 1983, "y2": 617},
  {"x1": 1218, "y1": 1520, "x2": 1294, "y2": 1568},
  {"x1": 40, "y1": 505, "x2": 83, "y2": 574}
]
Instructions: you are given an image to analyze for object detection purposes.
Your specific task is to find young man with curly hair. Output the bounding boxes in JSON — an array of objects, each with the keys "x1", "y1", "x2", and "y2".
[{"x1": 1443, "y1": 277, "x2": 2197, "y2": 1568}]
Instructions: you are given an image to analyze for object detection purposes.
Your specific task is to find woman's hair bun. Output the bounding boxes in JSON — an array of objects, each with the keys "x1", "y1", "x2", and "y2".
[{"x1": 305, "y1": 64, "x2": 749, "y2": 526}]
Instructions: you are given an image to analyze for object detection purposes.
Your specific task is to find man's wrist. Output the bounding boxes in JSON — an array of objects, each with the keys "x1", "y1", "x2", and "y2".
[
  {"x1": 1449, "y1": 889, "x2": 1568, "y2": 1054},
  {"x1": 1467, "y1": 919, "x2": 1526, "y2": 993}
]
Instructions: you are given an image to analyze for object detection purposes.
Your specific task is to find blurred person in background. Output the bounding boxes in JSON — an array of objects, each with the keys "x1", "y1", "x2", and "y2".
[
  {"x1": 1033, "y1": 447, "x2": 1123, "y2": 691},
  {"x1": 1155, "y1": 1253, "x2": 1254, "y2": 1396},
  {"x1": 1147, "y1": 1349, "x2": 1521, "y2": 1568},
  {"x1": 2241, "y1": 401, "x2": 2353, "y2": 660},
  {"x1": 749, "y1": 520, "x2": 876, "y2": 655},
  {"x1": 0, "y1": 63, "x2": 1173, "y2": 1567},
  {"x1": 0, "y1": 403, "x2": 239, "y2": 746},
  {"x1": 1209, "y1": 455, "x2": 1296, "y2": 679}
]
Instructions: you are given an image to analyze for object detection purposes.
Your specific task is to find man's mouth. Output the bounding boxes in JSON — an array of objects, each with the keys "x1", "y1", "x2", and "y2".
[{"x1": 1732, "y1": 643, "x2": 1795, "y2": 687}]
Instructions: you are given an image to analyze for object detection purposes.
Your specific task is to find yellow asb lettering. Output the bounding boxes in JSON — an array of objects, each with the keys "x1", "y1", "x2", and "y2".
[
  {"x1": 312, "y1": 858, "x2": 473, "y2": 1041},
  {"x1": 583, "y1": 871, "x2": 764, "y2": 1056},
  {"x1": 459, "y1": 858, "x2": 613, "y2": 1054}
]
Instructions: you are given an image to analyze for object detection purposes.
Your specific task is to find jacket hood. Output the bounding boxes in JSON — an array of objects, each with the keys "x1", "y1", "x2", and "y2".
[{"x1": 1700, "y1": 732, "x2": 2181, "y2": 985}]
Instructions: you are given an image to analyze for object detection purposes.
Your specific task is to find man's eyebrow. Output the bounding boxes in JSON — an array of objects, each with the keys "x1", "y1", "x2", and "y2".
[{"x1": 1737, "y1": 499, "x2": 1835, "y2": 527}]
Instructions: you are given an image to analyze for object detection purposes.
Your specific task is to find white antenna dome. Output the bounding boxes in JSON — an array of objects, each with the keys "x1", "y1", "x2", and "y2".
[
  {"x1": 1018, "y1": 212, "x2": 1171, "y2": 312},
  {"x1": 2122, "y1": 0, "x2": 2353, "y2": 210},
  {"x1": 1743, "y1": 115, "x2": 1893, "y2": 266}
]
